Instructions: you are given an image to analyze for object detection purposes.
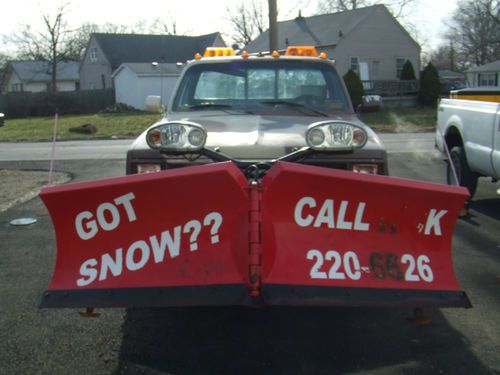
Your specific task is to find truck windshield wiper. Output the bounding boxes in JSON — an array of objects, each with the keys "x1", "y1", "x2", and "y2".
[
  {"x1": 260, "y1": 100, "x2": 328, "y2": 117},
  {"x1": 188, "y1": 103, "x2": 233, "y2": 110}
]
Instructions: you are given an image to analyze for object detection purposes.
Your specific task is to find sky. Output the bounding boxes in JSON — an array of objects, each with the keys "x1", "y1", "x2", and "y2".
[{"x1": 0, "y1": 0, "x2": 458, "y2": 55}]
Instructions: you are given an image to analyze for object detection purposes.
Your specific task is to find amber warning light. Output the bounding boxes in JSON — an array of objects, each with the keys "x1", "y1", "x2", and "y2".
[
  {"x1": 203, "y1": 47, "x2": 236, "y2": 57},
  {"x1": 286, "y1": 46, "x2": 319, "y2": 57}
]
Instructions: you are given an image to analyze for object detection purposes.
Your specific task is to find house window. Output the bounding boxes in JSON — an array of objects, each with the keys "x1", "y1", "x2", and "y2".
[
  {"x1": 101, "y1": 74, "x2": 106, "y2": 89},
  {"x1": 90, "y1": 47, "x2": 98, "y2": 62},
  {"x1": 478, "y1": 72, "x2": 497, "y2": 87},
  {"x1": 396, "y1": 58, "x2": 406, "y2": 79},
  {"x1": 11, "y1": 83, "x2": 23, "y2": 92},
  {"x1": 350, "y1": 57, "x2": 359, "y2": 74}
]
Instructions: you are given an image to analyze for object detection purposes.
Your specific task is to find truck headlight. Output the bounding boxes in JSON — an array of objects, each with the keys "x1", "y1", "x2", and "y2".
[
  {"x1": 146, "y1": 121, "x2": 207, "y2": 152},
  {"x1": 306, "y1": 121, "x2": 367, "y2": 151}
]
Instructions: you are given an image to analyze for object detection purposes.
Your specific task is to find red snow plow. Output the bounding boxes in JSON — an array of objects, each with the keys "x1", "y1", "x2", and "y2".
[{"x1": 39, "y1": 160, "x2": 471, "y2": 309}]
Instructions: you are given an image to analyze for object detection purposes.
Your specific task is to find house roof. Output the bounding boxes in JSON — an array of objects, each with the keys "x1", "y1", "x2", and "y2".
[
  {"x1": 112, "y1": 63, "x2": 183, "y2": 78},
  {"x1": 244, "y1": 5, "x2": 417, "y2": 53},
  {"x1": 438, "y1": 70, "x2": 465, "y2": 80},
  {"x1": 8, "y1": 60, "x2": 79, "y2": 82},
  {"x1": 466, "y1": 60, "x2": 500, "y2": 73},
  {"x1": 92, "y1": 32, "x2": 224, "y2": 69}
]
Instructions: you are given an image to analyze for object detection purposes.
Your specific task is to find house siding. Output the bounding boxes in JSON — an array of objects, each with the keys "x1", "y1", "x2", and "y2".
[
  {"x1": 80, "y1": 38, "x2": 113, "y2": 90},
  {"x1": 3, "y1": 71, "x2": 22, "y2": 93},
  {"x1": 324, "y1": 7, "x2": 419, "y2": 80},
  {"x1": 212, "y1": 34, "x2": 227, "y2": 48},
  {"x1": 466, "y1": 72, "x2": 500, "y2": 87},
  {"x1": 114, "y1": 66, "x2": 180, "y2": 110},
  {"x1": 3, "y1": 71, "x2": 78, "y2": 93}
]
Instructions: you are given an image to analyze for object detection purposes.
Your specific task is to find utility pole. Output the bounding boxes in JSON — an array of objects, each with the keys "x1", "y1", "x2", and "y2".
[{"x1": 268, "y1": 0, "x2": 278, "y2": 52}]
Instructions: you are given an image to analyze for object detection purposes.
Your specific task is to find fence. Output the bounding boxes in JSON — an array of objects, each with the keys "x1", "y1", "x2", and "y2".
[
  {"x1": 362, "y1": 80, "x2": 418, "y2": 97},
  {"x1": 0, "y1": 89, "x2": 116, "y2": 118}
]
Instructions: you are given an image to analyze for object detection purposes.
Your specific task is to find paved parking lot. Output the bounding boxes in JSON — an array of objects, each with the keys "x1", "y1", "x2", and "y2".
[{"x1": 0, "y1": 150, "x2": 499, "y2": 375}]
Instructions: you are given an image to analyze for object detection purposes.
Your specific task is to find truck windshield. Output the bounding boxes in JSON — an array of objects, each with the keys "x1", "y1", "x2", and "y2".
[{"x1": 171, "y1": 60, "x2": 350, "y2": 113}]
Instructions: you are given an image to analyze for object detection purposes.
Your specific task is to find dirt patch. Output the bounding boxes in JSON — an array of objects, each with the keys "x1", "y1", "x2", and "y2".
[
  {"x1": 0, "y1": 170, "x2": 71, "y2": 212},
  {"x1": 389, "y1": 112, "x2": 424, "y2": 132}
]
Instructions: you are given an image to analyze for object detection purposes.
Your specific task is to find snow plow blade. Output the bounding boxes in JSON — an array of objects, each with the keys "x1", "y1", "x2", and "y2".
[{"x1": 39, "y1": 161, "x2": 471, "y2": 309}]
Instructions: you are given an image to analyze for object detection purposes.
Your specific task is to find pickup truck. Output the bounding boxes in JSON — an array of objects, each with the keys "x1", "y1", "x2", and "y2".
[
  {"x1": 126, "y1": 46, "x2": 388, "y2": 177},
  {"x1": 436, "y1": 97, "x2": 500, "y2": 197}
]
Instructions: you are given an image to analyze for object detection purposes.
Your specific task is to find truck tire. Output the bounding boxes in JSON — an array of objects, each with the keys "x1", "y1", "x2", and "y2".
[{"x1": 447, "y1": 146, "x2": 478, "y2": 197}]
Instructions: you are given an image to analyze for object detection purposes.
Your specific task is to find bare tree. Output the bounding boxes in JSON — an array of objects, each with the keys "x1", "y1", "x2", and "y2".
[
  {"x1": 7, "y1": 3, "x2": 74, "y2": 93},
  {"x1": 227, "y1": 0, "x2": 267, "y2": 47},
  {"x1": 447, "y1": 0, "x2": 500, "y2": 67},
  {"x1": 148, "y1": 17, "x2": 182, "y2": 35},
  {"x1": 429, "y1": 40, "x2": 459, "y2": 71}
]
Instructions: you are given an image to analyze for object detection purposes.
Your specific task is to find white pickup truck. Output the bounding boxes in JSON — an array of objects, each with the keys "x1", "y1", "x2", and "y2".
[{"x1": 436, "y1": 98, "x2": 500, "y2": 197}]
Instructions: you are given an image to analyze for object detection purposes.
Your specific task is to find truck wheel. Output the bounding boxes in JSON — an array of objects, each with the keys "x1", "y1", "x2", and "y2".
[{"x1": 447, "y1": 146, "x2": 478, "y2": 197}]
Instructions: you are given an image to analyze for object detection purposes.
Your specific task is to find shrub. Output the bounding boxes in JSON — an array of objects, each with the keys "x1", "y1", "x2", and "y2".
[
  {"x1": 343, "y1": 69, "x2": 365, "y2": 109},
  {"x1": 419, "y1": 63, "x2": 441, "y2": 106},
  {"x1": 100, "y1": 102, "x2": 140, "y2": 113},
  {"x1": 400, "y1": 60, "x2": 416, "y2": 80}
]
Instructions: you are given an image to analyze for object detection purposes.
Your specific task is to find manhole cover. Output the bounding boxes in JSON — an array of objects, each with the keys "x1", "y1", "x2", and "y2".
[{"x1": 9, "y1": 217, "x2": 38, "y2": 226}]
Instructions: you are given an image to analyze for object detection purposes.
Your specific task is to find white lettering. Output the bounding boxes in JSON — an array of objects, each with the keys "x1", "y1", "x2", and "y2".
[
  {"x1": 99, "y1": 249, "x2": 123, "y2": 281},
  {"x1": 96, "y1": 202, "x2": 121, "y2": 231},
  {"x1": 313, "y1": 199, "x2": 335, "y2": 228},
  {"x1": 336, "y1": 201, "x2": 353, "y2": 230},
  {"x1": 354, "y1": 202, "x2": 369, "y2": 231},
  {"x1": 424, "y1": 209, "x2": 447, "y2": 236},
  {"x1": 295, "y1": 196, "x2": 370, "y2": 232},
  {"x1": 294, "y1": 197, "x2": 316, "y2": 227},
  {"x1": 75, "y1": 212, "x2": 225, "y2": 287},
  {"x1": 76, "y1": 258, "x2": 98, "y2": 286},
  {"x1": 75, "y1": 211, "x2": 98, "y2": 240},
  {"x1": 74, "y1": 192, "x2": 138, "y2": 240},
  {"x1": 114, "y1": 193, "x2": 137, "y2": 222},
  {"x1": 125, "y1": 240, "x2": 150, "y2": 271},
  {"x1": 150, "y1": 226, "x2": 181, "y2": 262}
]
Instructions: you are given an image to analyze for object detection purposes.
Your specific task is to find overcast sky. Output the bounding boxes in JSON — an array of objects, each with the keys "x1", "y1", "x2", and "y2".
[{"x1": 0, "y1": 0, "x2": 458, "y2": 55}]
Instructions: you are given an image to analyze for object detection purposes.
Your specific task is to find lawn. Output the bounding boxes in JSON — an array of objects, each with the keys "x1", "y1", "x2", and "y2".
[
  {"x1": 0, "y1": 112, "x2": 161, "y2": 142},
  {"x1": 0, "y1": 107, "x2": 437, "y2": 142}
]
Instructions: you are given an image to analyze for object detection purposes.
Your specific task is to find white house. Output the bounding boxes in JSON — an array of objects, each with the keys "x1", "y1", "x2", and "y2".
[
  {"x1": 1, "y1": 61, "x2": 80, "y2": 93},
  {"x1": 466, "y1": 60, "x2": 500, "y2": 87},
  {"x1": 112, "y1": 63, "x2": 183, "y2": 110},
  {"x1": 245, "y1": 5, "x2": 420, "y2": 81},
  {"x1": 80, "y1": 32, "x2": 225, "y2": 91}
]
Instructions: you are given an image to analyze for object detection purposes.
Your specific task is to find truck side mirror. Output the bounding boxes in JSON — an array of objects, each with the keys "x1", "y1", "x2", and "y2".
[{"x1": 145, "y1": 96, "x2": 164, "y2": 113}]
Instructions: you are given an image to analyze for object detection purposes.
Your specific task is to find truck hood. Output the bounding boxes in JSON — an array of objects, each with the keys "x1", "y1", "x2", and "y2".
[{"x1": 130, "y1": 111, "x2": 384, "y2": 160}]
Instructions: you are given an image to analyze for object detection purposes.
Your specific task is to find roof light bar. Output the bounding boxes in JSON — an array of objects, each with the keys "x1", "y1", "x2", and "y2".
[{"x1": 286, "y1": 46, "x2": 319, "y2": 57}]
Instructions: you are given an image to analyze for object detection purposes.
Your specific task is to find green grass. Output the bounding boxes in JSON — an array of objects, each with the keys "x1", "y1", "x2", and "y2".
[
  {"x1": 0, "y1": 112, "x2": 161, "y2": 142},
  {"x1": 0, "y1": 107, "x2": 438, "y2": 142}
]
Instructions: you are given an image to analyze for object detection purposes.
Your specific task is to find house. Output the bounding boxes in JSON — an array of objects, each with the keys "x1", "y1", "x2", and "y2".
[
  {"x1": 1, "y1": 60, "x2": 80, "y2": 94},
  {"x1": 80, "y1": 32, "x2": 226, "y2": 91},
  {"x1": 244, "y1": 5, "x2": 420, "y2": 82},
  {"x1": 112, "y1": 63, "x2": 183, "y2": 110},
  {"x1": 466, "y1": 60, "x2": 500, "y2": 87}
]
